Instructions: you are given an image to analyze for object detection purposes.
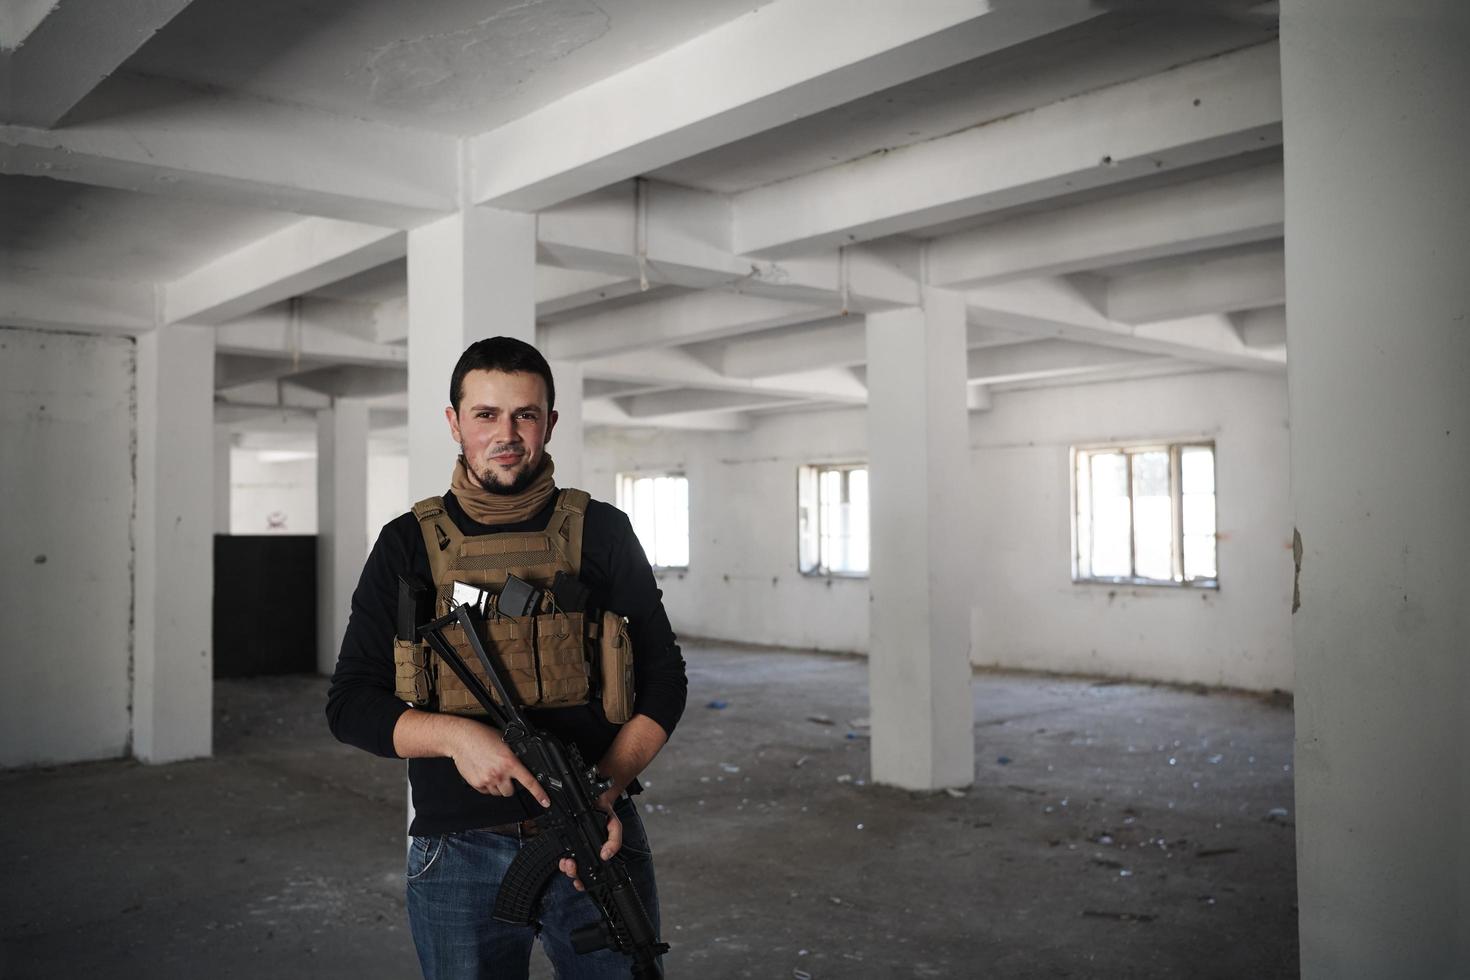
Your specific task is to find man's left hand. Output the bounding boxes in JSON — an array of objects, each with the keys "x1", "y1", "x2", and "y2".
[{"x1": 559, "y1": 791, "x2": 623, "y2": 892}]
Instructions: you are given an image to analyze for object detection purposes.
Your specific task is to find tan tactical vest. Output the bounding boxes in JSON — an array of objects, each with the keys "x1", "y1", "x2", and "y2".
[{"x1": 392, "y1": 489, "x2": 635, "y2": 724}]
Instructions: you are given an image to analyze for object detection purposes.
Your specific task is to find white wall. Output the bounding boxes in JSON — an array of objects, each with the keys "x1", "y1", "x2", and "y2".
[
  {"x1": 969, "y1": 370, "x2": 1293, "y2": 692},
  {"x1": 231, "y1": 451, "x2": 318, "y2": 534},
  {"x1": 227, "y1": 446, "x2": 409, "y2": 546},
  {"x1": 367, "y1": 452, "x2": 410, "y2": 542},
  {"x1": 587, "y1": 368, "x2": 1294, "y2": 692},
  {"x1": 0, "y1": 327, "x2": 135, "y2": 765},
  {"x1": 585, "y1": 409, "x2": 872, "y2": 654}
]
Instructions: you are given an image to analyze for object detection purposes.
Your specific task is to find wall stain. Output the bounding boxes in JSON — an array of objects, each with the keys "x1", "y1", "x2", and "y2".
[{"x1": 1291, "y1": 528, "x2": 1302, "y2": 614}]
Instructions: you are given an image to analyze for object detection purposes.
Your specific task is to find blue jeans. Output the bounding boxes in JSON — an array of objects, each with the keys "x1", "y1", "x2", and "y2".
[{"x1": 406, "y1": 796, "x2": 660, "y2": 980}]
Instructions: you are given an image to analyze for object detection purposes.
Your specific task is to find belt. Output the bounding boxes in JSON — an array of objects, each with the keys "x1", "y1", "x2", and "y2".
[{"x1": 485, "y1": 818, "x2": 542, "y2": 838}]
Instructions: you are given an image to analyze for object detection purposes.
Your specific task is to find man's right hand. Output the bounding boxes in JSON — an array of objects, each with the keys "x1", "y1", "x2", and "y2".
[
  {"x1": 446, "y1": 721, "x2": 551, "y2": 806},
  {"x1": 392, "y1": 709, "x2": 551, "y2": 808}
]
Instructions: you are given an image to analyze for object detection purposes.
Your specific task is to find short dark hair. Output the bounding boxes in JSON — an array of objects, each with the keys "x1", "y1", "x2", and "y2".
[{"x1": 449, "y1": 337, "x2": 556, "y2": 415}]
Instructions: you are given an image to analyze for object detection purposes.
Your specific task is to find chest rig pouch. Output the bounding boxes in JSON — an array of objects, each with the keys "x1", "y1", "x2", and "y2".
[{"x1": 393, "y1": 489, "x2": 636, "y2": 724}]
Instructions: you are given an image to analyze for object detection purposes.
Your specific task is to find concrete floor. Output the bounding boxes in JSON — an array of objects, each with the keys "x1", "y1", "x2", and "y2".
[{"x1": 1, "y1": 642, "x2": 1298, "y2": 979}]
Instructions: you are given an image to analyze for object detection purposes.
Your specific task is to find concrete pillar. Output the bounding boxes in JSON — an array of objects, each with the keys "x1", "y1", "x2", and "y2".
[
  {"x1": 1281, "y1": 3, "x2": 1470, "y2": 976},
  {"x1": 548, "y1": 359, "x2": 584, "y2": 488},
  {"x1": 132, "y1": 322, "x2": 215, "y2": 764},
  {"x1": 406, "y1": 206, "x2": 535, "y2": 500},
  {"x1": 317, "y1": 398, "x2": 370, "y2": 675},
  {"x1": 213, "y1": 424, "x2": 232, "y2": 534},
  {"x1": 865, "y1": 287, "x2": 975, "y2": 790}
]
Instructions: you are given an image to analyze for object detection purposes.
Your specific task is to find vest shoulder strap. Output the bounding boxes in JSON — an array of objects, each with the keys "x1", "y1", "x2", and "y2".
[
  {"x1": 545, "y1": 488, "x2": 590, "y2": 574},
  {"x1": 412, "y1": 496, "x2": 463, "y2": 586}
]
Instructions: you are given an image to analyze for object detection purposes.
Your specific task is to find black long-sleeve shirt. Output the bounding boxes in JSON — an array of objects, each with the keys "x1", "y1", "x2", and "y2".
[{"x1": 326, "y1": 490, "x2": 687, "y2": 835}]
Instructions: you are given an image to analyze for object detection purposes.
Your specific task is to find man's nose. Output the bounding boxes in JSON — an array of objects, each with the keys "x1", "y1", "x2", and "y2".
[{"x1": 490, "y1": 415, "x2": 518, "y2": 442}]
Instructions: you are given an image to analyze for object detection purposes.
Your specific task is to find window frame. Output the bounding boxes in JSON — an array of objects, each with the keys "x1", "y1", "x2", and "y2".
[
  {"x1": 1070, "y1": 439, "x2": 1219, "y2": 590},
  {"x1": 797, "y1": 461, "x2": 870, "y2": 579},
  {"x1": 614, "y1": 470, "x2": 691, "y2": 572}
]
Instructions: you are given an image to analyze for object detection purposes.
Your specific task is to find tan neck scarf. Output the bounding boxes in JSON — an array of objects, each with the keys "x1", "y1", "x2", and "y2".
[{"x1": 450, "y1": 454, "x2": 557, "y2": 525}]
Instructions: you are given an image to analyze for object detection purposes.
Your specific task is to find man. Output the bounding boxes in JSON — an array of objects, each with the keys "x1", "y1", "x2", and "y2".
[{"x1": 327, "y1": 336, "x2": 687, "y2": 979}]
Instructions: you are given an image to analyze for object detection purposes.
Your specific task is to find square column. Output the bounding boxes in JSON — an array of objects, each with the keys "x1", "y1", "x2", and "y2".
[
  {"x1": 865, "y1": 287, "x2": 975, "y2": 790},
  {"x1": 317, "y1": 398, "x2": 370, "y2": 675},
  {"x1": 132, "y1": 323, "x2": 215, "y2": 763},
  {"x1": 1282, "y1": 2, "x2": 1470, "y2": 975},
  {"x1": 406, "y1": 207, "x2": 535, "y2": 500}
]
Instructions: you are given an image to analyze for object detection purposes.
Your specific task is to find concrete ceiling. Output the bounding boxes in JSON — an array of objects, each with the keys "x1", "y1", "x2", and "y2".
[
  {"x1": 116, "y1": 0, "x2": 778, "y2": 136},
  {"x1": 0, "y1": 0, "x2": 1288, "y2": 443}
]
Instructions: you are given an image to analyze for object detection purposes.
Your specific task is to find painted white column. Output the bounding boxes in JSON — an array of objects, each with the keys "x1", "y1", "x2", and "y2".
[
  {"x1": 548, "y1": 359, "x2": 584, "y2": 488},
  {"x1": 406, "y1": 207, "x2": 536, "y2": 500},
  {"x1": 317, "y1": 398, "x2": 370, "y2": 675},
  {"x1": 1282, "y1": 3, "x2": 1470, "y2": 976},
  {"x1": 213, "y1": 424, "x2": 232, "y2": 534},
  {"x1": 132, "y1": 322, "x2": 215, "y2": 764},
  {"x1": 865, "y1": 287, "x2": 975, "y2": 790}
]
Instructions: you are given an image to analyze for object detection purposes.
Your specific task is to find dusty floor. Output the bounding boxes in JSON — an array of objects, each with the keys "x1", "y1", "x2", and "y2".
[{"x1": 0, "y1": 642, "x2": 1298, "y2": 979}]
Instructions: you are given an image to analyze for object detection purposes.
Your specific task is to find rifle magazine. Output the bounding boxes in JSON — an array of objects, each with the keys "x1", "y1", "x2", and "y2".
[{"x1": 491, "y1": 830, "x2": 565, "y2": 926}]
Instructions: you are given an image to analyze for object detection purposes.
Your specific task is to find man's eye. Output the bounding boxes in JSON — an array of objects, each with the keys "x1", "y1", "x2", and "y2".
[
  {"x1": 476, "y1": 412, "x2": 492, "y2": 419},
  {"x1": 517, "y1": 412, "x2": 538, "y2": 421}
]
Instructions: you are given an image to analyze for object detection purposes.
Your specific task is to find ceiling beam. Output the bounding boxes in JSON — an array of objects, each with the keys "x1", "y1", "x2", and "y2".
[
  {"x1": 470, "y1": 0, "x2": 1101, "y2": 211},
  {"x1": 0, "y1": 75, "x2": 457, "y2": 227},
  {"x1": 0, "y1": 1, "x2": 61, "y2": 50},
  {"x1": 1131, "y1": 313, "x2": 1284, "y2": 366},
  {"x1": 536, "y1": 266, "x2": 646, "y2": 319},
  {"x1": 284, "y1": 364, "x2": 408, "y2": 399},
  {"x1": 215, "y1": 353, "x2": 304, "y2": 390},
  {"x1": 584, "y1": 398, "x2": 750, "y2": 432},
  {"x1": 616, "y1": 388, "x2": 806, "y2": 419},
  {"x1": 0, "y1": 0, "x2": 195, "y2": 129},
  {"x1": 1103, "y1": 245, "x2": 1285, "y2": 324},
  {"x1": 717, "y1": 316, "x2": 865, "y2": 378},
  {"x1": 966, "y1": 339, "x2": 1164, "y2": 385},
  {"x1": 217, "y1": 379, "x2": 330, "y2": 411},
  {"x1": 928, "y1": 161, "x2": 1284, "y2": 288},
  {"x1": 215, "y1": 301, "x2": 408, "y2": 368},
  {"x1": 537, "y1": 180, "x2": 921, "y2": 310},
  {"x1": 165, "y1": 217, "x2": 405, "y2": 325},
  {"x1": 537, "y1": 289, "x2": 831, "y2": 362},
  {"x1": 1231, "y1": 305, "x2": 1287, "y2": 349},
  {"x1": 964, "y1": 276, "x2": 1284, "y2": 371},
  {"x1": 732, "y1": 41, "x2": 1283, "y2": 256},
  {"x1": 581, "y1": 347, "x2": 864, "y2": 404},
  {"x1": 714, "y1": 316, "x2": 1021, "y2": 379},
  {"x1": 0, "y1": 267, "x2": 154, "y2": 334}
]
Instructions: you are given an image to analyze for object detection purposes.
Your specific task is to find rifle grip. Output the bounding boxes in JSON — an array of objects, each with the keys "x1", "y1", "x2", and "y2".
[{"x1": 491, "y1": 831, "x2": 566, "y2": 926}]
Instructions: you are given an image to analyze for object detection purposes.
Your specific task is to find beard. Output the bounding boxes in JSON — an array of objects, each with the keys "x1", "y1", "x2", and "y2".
[{"x1": 464, "y1": 453, "x2": 543, "y2": 496}]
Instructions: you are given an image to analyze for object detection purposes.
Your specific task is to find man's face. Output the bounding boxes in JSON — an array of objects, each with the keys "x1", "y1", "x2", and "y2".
[{"x1": 446, "y1": 369, "x2": 558, "y2": 495}]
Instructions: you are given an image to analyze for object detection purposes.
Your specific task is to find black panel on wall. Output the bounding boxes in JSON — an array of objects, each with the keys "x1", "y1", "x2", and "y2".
[{"x1": 214, "y1": 535, "x2": 317, "y2": 677}]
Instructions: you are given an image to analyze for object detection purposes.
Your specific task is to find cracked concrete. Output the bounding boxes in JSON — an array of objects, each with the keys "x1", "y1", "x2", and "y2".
[{"x1": 0, "y1": 641, "x2": 1297, "y2": 978}]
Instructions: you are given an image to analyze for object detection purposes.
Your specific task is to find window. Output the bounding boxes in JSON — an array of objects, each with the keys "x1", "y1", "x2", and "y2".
[
  {"x1": 616, "y1": 473, "x2": 689, "y2": 569},
  {"x1": 1073, "y1": 442, "x2": 1217, "y2": 587},
  {"x1": 798, "y1": 463, "x2": 869, "y2": 576}
]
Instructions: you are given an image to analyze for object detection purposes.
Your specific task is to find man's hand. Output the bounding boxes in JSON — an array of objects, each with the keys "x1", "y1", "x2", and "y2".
[
  {"x1": 392, "y1": 709, "x2": 550, "y2": 807},
  {"x1": 557, "y1": 714, "x2": 668, "y2": 890},
  {"x1": 447, "y1": 722, "x2": 551, "y2": 806},
  {"x1": 559, "y1": 797, "x2": 623, "y2": 892}
]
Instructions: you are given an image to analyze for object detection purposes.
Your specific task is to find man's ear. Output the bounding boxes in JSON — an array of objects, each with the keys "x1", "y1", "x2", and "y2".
[
  {"x1": 444, "y1": 405, "x2": 462, "y2": 444},
  {"x1": 544, "y1": 409, "x2": 559, "y2": 444}
]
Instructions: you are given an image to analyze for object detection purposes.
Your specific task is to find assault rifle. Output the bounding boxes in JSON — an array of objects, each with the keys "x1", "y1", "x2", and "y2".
[{"x1": 400, "y1": 577, "x2": 669, "y2": 979}]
